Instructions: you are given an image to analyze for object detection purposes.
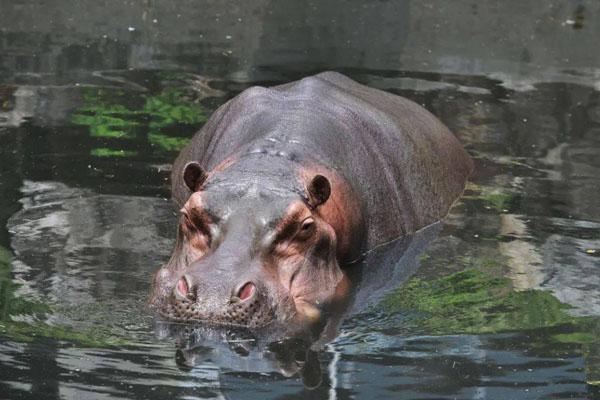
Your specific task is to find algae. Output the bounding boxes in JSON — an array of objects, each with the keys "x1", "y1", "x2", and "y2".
[
  {"x1": 71, "y1": 79, "x2": 207, "y2": 154},
  {"x1": 0, "y1": 245, "x2": 128, "y2": 347}
]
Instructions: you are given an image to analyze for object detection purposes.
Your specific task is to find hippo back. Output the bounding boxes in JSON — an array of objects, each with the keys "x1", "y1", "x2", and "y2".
[{"x1": 172, "y1": 72, "x2": 473, "y2": 250}]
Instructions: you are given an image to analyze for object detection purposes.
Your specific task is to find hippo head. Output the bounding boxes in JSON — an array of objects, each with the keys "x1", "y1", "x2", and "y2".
[{"x1": 150, "y1": 159, "x2": 356, "y2": 328}]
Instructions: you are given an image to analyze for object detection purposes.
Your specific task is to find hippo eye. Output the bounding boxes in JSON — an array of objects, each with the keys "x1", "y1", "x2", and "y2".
[{"x1": 300, "y1": 218, "x2": 315, "y2": 232}]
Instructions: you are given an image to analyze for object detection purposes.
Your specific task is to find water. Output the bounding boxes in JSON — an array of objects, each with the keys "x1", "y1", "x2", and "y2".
[{"x1": 1, "y1": 1, "x2": 599, "y2": 399}]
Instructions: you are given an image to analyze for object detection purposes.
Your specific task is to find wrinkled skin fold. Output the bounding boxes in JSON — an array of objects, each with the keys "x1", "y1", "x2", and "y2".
[{"x1": 150, "y1": 71, "x2": 473, "y2": 328}]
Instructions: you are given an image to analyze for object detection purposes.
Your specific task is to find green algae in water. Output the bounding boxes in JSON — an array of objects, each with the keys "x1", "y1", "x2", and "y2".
[
  {"x1": 71, "y1": 81, "x2": 207, "y2": 153},
  {"x1": 0, "y1": 246, "x2": 49, "y2": 321},
  {"x1": 144, "y1": 88, "x2": 203, "y2": 151},
  {"x1": 91, "y1": 148, "x2": 138, "y2": 157},
  {"x1": 144, "y1": 88, "x2": 206, "y2": 127},
  {"x1": 463, "y1": 183, "x2": 514, "y2": 212},
  {"x1": 553, "y1": 332, "x2": 597, "y2": 344},
  {"x1": 71, "y1": 89, "x2": 140, "y2": 139},
  {"x1": 0, "y1": 245, "x2": 129, "y2": 347},
  {"x1": 382, "y1": 268, "x2": 578, "y2": 334},
  {"x1": 381, "y1": 263, "x2": 600, "y2": 384},
  {"x1": 148, "y1": 132, "x2": 190, "y2": 151}
]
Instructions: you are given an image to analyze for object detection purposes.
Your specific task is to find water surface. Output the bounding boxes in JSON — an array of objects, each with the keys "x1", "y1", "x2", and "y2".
[{"x1": 1, "y1": 1, "x2": 599, "y2": 399}]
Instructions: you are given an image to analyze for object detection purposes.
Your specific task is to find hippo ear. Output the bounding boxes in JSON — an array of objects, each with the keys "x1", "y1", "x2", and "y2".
[
  {"x1": 307, "y1": 175, "x2": 331, "y2": 208},
  {"x1": 183, "y1": 161, "x2": 208, "y2": 192}
]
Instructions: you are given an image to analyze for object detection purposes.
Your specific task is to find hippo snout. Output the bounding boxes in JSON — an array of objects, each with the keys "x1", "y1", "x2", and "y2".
[
  {"x1": 164, "y1": 275, "x2": 274, "y2": 327},
  {"x1": 173, "y1": 275, "x2": 257, "y2": 303}
]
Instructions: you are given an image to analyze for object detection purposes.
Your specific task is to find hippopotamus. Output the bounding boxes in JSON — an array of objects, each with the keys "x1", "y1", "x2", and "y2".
[{"x1": 150, "y1": 71, "x2": 473, "y2": 328}]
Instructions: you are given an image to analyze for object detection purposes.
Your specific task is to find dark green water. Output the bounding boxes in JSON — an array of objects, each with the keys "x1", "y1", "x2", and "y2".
[{"x1": 1, "y1": 1, "x2": 599, "y2": 399}]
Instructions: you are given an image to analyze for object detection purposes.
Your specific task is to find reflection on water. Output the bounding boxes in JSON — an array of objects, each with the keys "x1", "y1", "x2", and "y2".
[
  {"x1": 6, "y1": 181, "x2": 174, "y2": 341},
  {"x1": 1, "y1": 0, "x2": 600, "y2": 398}
]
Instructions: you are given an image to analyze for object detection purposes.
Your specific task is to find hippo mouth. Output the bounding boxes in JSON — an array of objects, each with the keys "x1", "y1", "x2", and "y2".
[{"x1": 158, "y1": 279, "x2": 279, "y2": 328}]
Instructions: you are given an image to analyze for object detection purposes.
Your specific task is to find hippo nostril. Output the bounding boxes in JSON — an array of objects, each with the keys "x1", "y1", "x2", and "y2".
[
  {"x1": 177, "y1": 277, "x2": 188, "y2": 296},
  {"x1": 174, "y1": 275, "x2": 195, "y2": 301},
  {"x1": 237, "y1": 282, "x2": 256, "y2": 302}
]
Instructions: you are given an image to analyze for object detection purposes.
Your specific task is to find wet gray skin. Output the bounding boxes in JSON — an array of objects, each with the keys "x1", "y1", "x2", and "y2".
[
  {"x1": 152, "y1": 157, "x2": 345, "y2": 328},
  {"x1": 159, "y1": 184, "x2": 300, "y2": 327},
  {"x1": 150, "y1": 73, "x2": 472, "y2": 329}
]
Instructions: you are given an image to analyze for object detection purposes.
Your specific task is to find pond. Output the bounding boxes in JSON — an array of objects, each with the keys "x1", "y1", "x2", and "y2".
[{"x1": 1, "y1": 1, "x2": 599, "y2": 399}]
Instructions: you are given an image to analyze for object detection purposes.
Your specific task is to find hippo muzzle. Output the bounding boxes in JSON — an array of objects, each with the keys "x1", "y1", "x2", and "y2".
[{"x1": 164, "y1": 276, "x2": 276, "y2": 327}]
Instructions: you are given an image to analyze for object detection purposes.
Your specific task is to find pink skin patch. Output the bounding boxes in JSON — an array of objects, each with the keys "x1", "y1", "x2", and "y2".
[
  {"x1": 238, "y1": 282, "x2": 256, "y2": 301},
  {"x1": 177, "y1": 277, "x2": 189, "y2": 297}
]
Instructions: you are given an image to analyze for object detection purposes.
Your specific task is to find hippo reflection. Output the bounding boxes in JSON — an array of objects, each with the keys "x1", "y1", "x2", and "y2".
[{"x1": 150, "y1": 71, "x2": 472, "y2": 328}]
